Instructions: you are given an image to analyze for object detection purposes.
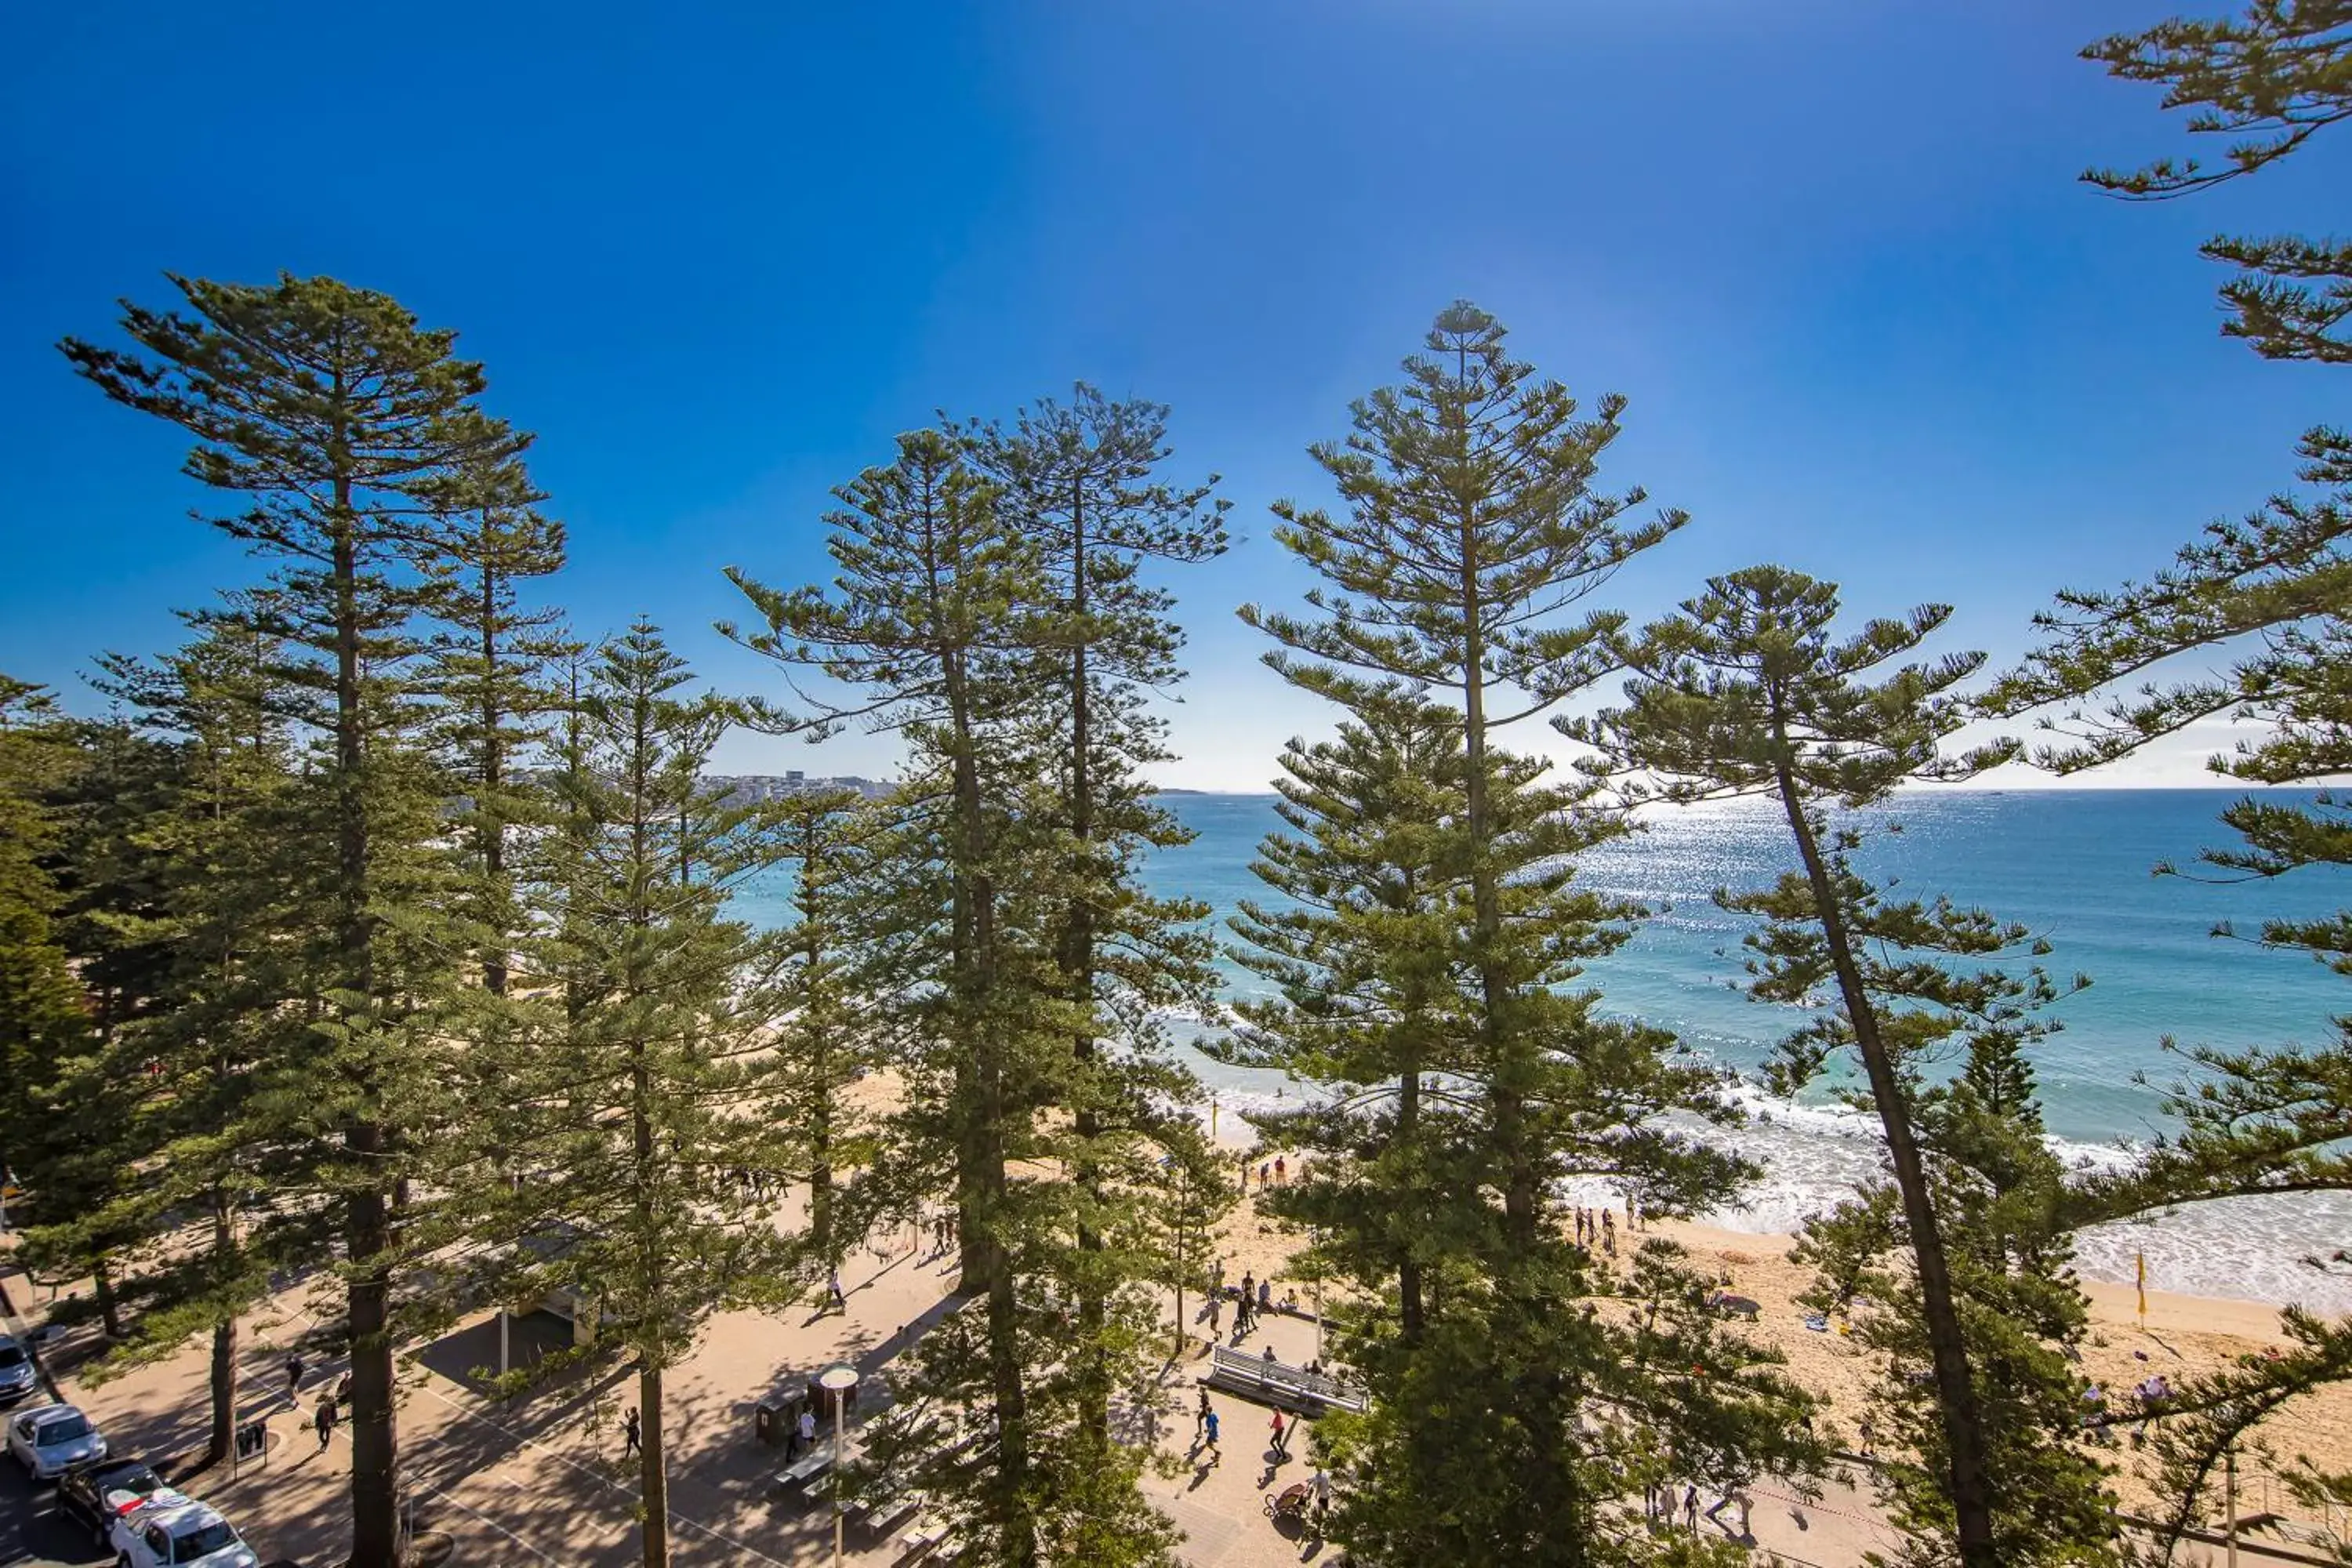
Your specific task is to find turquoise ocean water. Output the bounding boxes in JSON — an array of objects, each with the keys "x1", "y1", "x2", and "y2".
[{"x1": 735, "y1": 789, "x2": 2350, "y2": 1312}]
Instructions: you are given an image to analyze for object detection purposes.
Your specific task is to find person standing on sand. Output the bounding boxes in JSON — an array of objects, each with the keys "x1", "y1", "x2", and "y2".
[
  {"x1": 1682, "y1": 1485, "x2": 1700, "y2": 1531},
  {"x1": 284, "y1": 1353, "x2": 306, "y2": 1404},
  {"x1": 1269, "y1": 1408, "x2": 1290, "y2": 1458},
  {"x1": 827, "y1": 1266, "x2": 848, "y2": 1314},
  {"x1": 623, "y1": 1405, "x2": 641, "y2": 1459},
  {"x1": 1196, "y1": 1388, "x2": 1212, "y2": 1439},
  {"x1": 314, "y1": 1392, "x2": 337, "y2": 1453},
  {"x1": 1274, "y1": 1156, "x2": 1286, "y2": 1186},
  {"x1": 797, "y1": 1407, "x2": 817, "y2": 1456},
  {"x1": 1311, "y1": 1464, "x2": 1331, "y2": 1528}
]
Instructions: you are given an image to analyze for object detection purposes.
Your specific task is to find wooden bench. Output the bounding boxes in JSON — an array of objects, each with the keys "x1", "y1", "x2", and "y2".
[
  {"x1": 863, "y1": 1489, "x2": 924, "y2": 1534},
  {"x1": 772, "y1": 1439, "x2": 835, "y2": 1494},
  {"x1": 1200, "y1": 1345, "x2": 1367, "y2": 1415}
]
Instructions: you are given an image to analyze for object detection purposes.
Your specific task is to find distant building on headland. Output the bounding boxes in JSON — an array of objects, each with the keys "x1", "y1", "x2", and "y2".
[{"x1": 710, "y1": 773, "x2": 893, "y2": 804}]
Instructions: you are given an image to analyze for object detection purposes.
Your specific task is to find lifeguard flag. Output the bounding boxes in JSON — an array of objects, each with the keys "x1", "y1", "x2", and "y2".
[{"x1": 2136, "y1": 1252, "x2": 2147, "y2": 1322}]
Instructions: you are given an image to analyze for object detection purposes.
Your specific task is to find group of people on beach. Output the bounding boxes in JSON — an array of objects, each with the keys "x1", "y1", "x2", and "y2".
[{"x1": 1241, "y1": 1152, "x2": 1292, "y2": 1192}]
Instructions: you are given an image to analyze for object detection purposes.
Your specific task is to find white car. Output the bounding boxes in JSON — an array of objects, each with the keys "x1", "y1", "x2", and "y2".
[
  {"x1": 107, "y1": 1495, "x2": 259, "y2": 1568},
  {"x1": 5, "y1": 1401, "x2": 107, "y2": 1479}
]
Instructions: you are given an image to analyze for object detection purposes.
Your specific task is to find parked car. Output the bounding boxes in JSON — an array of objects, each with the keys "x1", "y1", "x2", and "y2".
[
  {"x1": 107, "y1": 1495, "x2": 258, "y2": 1568},
  {"x1": 58, "y1": 1458, "x2": 174, "y2": 1542},
  {"x1": 0, "y1": 1333, "x2": 36, "y2": 1403},
  {"x1": 5, "y1": 1402, "x2": 108, "y2": 1479}
]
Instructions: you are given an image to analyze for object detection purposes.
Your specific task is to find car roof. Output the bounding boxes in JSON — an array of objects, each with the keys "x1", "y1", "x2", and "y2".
[
  {"x1": 127, "y1": 1495, "x2": 227, "y2": 1531},
  {"x1": 21, "y1": 1403, "x2": 86, "y2": 1427}
]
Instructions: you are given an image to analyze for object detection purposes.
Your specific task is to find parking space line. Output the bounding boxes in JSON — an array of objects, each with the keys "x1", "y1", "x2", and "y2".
[
  {"x1": 413, "y1": 1479, "x2": 567, "y2": 1566},
  {"x1": 408, "y1": 1378, "x2": 798, "y2": 1568}
]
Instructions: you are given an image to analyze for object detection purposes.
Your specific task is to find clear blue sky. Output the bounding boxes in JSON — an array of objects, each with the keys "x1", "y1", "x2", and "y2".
[{"x1": 5, "y1": 1, "x2": 2341, "y2": 788}]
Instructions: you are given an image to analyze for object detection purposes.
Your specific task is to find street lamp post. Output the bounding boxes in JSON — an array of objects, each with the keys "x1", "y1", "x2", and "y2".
[{"x1": 817, "y1": 1362, "x2": 860, "y2": 1568}]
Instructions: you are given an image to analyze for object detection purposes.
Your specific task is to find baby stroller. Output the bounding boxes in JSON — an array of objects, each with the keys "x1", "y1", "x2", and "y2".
[{"x1": 1265, "y1": 1481, "x2": 1313, "y2": 1523}]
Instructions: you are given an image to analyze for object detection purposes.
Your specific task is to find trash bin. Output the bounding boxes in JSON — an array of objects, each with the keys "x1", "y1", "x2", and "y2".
[{"x1": 755, "y1": 1399, "x2": 785, "y2": 1447}]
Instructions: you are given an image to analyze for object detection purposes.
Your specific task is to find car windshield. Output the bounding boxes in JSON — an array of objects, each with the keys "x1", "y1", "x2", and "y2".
[
  {"x1": 0, "y1": 1345, "x2": 24, "y2": 1367},
  {"x1": 174, "y1": 1521, "x2": 238, "y2": 1556},
  {"x1": 100, "y1": 1463, "x2": 158, "y2": 1494},
  {"x1": 37, "y1": 1413, "x2": 92, "y2": 1443}
]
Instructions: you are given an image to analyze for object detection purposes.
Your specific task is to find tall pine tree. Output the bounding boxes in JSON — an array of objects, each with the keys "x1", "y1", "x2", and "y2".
[
  {"x1": 1240, "y1": 304, "x2": 1820, "y2": 1565},
  {"x1": 64, "y1": 274, "x2": 535, "y2": 1566},
  {"x1": 45, "y1": 618, "x2": 305, "y2": 1468},
  {"x1": 960, "y1": 387, "x2": 1229, "y2": 1445},
  {"x1": 498, "y1": 622, "x2": 793, "y2": 1568},
  {"x1": 726, "y1": 429, "x2": 1192, "y2": 1564},
  {"x1": 1575, "y1": 564, "x2": 2107, "y2": 1566},
  {"x1": 1983, "y1": 8, "x2": 2352, "y2": 1519}
]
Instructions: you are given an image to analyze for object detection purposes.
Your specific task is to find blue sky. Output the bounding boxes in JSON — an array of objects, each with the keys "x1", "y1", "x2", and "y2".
[{"x1": 4, "y1": 1, "x2": 2341, "y2": 789}]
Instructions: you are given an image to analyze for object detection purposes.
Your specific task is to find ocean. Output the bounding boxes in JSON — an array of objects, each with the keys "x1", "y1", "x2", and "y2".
[{"x1": 735, "y1": 788, "x2": 2350, "y2": 1314}]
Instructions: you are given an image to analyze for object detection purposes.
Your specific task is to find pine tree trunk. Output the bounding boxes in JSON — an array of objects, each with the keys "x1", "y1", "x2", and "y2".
[
  {"x1": 802, "y1": 861, "x2": 833, "y2": 1260},
  {"x1": 639, "y1": 1364, "x2": 670, "y2": 1568},
  {"x1": 1064, "y1": 485, "x2": 1112, "y2": 1446},
  {"x1": 1769, "y1": 753, "x2": 1995, "y2": 1567},
  {"x1": 332, "y1": 466, "x2": 401, "y2": 1568},
  {"x1": 93, "y1": 1259, "x2": 122, "y2": 1341},
  {"x1": 207, "y1": 1322, "x2": 238, "y2": 1468},
  {"x1": 205, "y1": 1188, "x2": 238, "y2": 1468},
  {"x1": 1396, "y1": 1066, "x2": 1424, "y2": 1345},
  {"x1": 480, "y1": 564, "x2": 508, "y2": 998}
]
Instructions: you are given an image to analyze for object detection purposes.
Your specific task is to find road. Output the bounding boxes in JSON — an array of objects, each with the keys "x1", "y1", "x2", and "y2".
[{"x1": 0, "y1": 1441, "x2": 108, "y2": 1568}]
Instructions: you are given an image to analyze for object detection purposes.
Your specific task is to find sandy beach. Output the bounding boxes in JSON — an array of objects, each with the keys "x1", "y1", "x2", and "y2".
[{"x1": 1200, "y1": 1144, "x2": 2352, "y2": 1527}]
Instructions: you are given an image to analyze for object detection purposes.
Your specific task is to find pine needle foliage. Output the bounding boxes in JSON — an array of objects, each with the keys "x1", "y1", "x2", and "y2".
[
  {"x1": 724, "y1": 430, "x2": 1187, "y2": 1566},
  {"x1": 63, "y1": 273, "x2": 536, "y2": 1566},
  {"x1": 1573, "y1": 564, "x2": 2115, "y2": 1567},
  {"x1": 960, "y1": 386, "x2": 1229, "y2": 1445},
  {"x1": 1239, "y1": 305, "x2": 1819, "y2": 1566},
  {"x1": 493, "y1": 622, "x2": 793, "y2": 1568}
]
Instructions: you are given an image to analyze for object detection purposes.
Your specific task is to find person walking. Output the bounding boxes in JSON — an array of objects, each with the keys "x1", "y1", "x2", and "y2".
[
  {"x1": 622, "y1": 1405, "x2": 641, "y2": 1460},
  {"x1": 333, "y1": 1370, "x2": 353, "y2": 1406},
  {"x1": 284, "y1": 1353, "x2": 306, "y2": 1405},
  {"x1": 1196, "y1": 1388, "x2": 1213, "y2": 1439},
  {"x1": 1682, "y1": 1485, "x2": 1700, "y2": 1532},
  {"x1": 1311, "y1": 1464, "x2": 1332, "y2": 1529},
  {"x1": 1203, "y1": 1407, "x2": 1220, "y2": 1464},
  {"x1": 1273, "y1": 1156, "x2": 1286, "y2": 1186},
  {"x1": 827, "y1": 1266, "x2": 848, "y2": 1314},
  {"x1": 1269, "y1": 1408, "x2": 1290, "y2": 1459},
  {"x1": 797, "y1": 1406, "x2": 818, "y2": 1457},
  {"x1": 1207, "y1": 1293, "x2": 1221, "y2": 1334},
  {"x1": 314, "y1": 1392, "x2": 337, "y2": 1454}
]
